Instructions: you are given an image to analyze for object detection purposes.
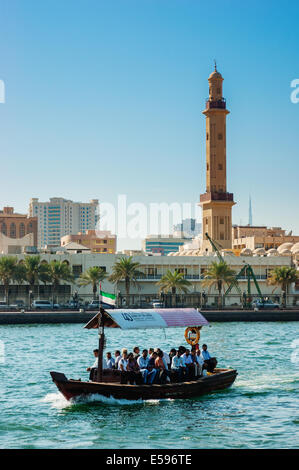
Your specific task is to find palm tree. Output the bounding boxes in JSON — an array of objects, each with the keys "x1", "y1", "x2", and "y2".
[
  {"x1": 47, "y1": 260, "x2": 74, "y2": 304},
  {"x1": 13, "y1": 262, "x2": 27, "y2": 297},
  {"x1": 77, "y1": 266, "x2": 107, "y2": 299},
  {"x1": 0, "y1": 256, "x2": 18, "y2": 304},
  {"x1": 202, "y1": 261, "x2": 236, "y2": 307},
  {"x1": 23, "y1": 255, "x2": 42, "y2": 295},
  {"x1": 39, "y1": 262, "x2": 51, "y2": 298},
  {"x1": 157, "y1": 269, "x2": 192, "y2": 306},
  {"x1": 267, "y1": 266, "x2": 298, "y2": 297},
  {"x1": 109, "y1": 256, "x2": 144, "y2": 302}
]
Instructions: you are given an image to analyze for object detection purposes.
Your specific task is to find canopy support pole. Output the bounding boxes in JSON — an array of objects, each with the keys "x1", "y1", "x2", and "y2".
[{"x1": 97, "y1": 307, "x2": 105, "y2": 382}]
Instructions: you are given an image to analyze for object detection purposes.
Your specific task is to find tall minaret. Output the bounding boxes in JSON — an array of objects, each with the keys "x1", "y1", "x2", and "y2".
[{"x1": 200, "y1": 64, "x2": 236, "y2": 252}]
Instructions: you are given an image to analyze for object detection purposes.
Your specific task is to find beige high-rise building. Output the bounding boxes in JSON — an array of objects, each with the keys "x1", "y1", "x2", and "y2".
[{"x1": 200, "y1": 65, "x2": 235, "y2": 252}]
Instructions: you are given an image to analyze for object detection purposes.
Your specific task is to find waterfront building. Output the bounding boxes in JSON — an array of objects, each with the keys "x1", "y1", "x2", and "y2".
[
  {"x1": 142, "y1": 234, "x2": 192, "y2": 256},
  {"x1": 29, "y1": 197, "x2": 99, "y2": 249},
  {"x1": 199, "y1": 65, "x2": 235, "y2": 253},
  {"x1": 232, "y1": 225, "x2": 299, "y2": 253},
  {"x1": 0, "y1": 207, "x2": 37, "y2": 254},
  {"x1": 0, "y1": 251, "x2": 297, "y2": 305},
  {"x1": 61, "y1": 230, "x2": 116, "y2": 254}
]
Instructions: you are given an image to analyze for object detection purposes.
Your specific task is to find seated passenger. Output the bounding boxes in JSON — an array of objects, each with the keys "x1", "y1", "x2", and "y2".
[
  {"x1": 127, "y1": 352, "x2": 142, "y2": 384},
  {"x1": 147, "y1": 351, "x2": 159, "y2": 384},
  {"x1": 114, "y1": 350, "x2": 121, "y2": 369},
  {"x1": 155, "y1": 351, "x2": 171, "y2": 384},
  {"x1": 171, "y1": 350, "x2": 186, "y2": 382},
  {"x1": 182, "y1": 349, "x2": 195, "y2": 380},
  {"x1": 118, "y1": 350, "x2": 130, "y2": 384},
  {"x1": 137, "y1": 349, "x2": 157, "y2": 384},
  {"x1": 155, "y1": 348, "x2": 169, "y2": 370},
  {"x1": 201, "y1": 344, "x2": 218, "y2": 372},
  {"x1": 133, "y1": 346, "x2": 140, "y2": 359},
  {"x1": 137, "y1": 349, "x2": 149, "y2": 383},
  {"x1": 191, "y1": 348, "x2": 202, "y2": 377},
  {"x1": 169, "y1": 348, "x2": 177, "y2": 367},
  {"x1": 106, "y1": 352, "x2": 115, "y2": 369}
]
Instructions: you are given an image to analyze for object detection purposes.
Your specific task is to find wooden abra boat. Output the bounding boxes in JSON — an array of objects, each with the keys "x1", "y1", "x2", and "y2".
[{"x1": 50, "y1": 308, "x2": 237, "y2": 402}]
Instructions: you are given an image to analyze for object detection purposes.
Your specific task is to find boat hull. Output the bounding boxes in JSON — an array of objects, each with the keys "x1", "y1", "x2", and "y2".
[{"x1": 50, "y1": 369, "x2": 237, "y2": 402}]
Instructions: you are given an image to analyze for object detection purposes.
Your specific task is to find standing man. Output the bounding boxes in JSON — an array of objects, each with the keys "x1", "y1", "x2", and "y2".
[{"x1": 87, "y1": 349, "x2": 107, "y2": 381}]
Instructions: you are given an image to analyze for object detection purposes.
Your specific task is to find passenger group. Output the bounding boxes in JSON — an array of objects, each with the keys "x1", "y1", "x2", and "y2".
[{"x1": 87, "y1": 344, "x2": 217, "y2": 384}]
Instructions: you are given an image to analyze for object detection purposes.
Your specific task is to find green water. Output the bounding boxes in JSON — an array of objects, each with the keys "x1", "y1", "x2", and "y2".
[{"x1": 0, "y1": 322, "x2": 298, "y2": 449}]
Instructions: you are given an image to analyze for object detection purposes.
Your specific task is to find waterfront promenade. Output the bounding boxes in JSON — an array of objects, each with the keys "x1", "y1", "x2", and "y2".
[{"x1": 0, "y1": 309, "x2": 298, "y2": 324}]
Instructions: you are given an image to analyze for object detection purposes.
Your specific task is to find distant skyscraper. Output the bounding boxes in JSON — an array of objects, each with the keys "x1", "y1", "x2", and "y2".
[
  {"x1": 248, "y1": 196, "x2": 253, "y2": 226},
  {"x1": 173, "y1": 218, "x2": 201, "y2": 238}
]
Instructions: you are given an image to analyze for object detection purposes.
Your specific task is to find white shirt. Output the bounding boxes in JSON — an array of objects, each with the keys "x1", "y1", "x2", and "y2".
[
  {"x1": 115, "y1": 355, "x2": 121, "y2": 366},
  {"x1": 163, "y1": 351, "x2": 170, "y2": 365},
  {"x1": 118, "y1": 358, "x2": 128, "y2": 371},
  {"x1": 137, "y1": 356, "x2": 149, "y2": 369},
  {"x1": 196, "y1": 354, "x2": 204, "y2": 366},
  {"x1": 92, "y1": 357, "x2": 107, "y2": 369},
  {"x1": 171, "y1": 355, "x2": 185, "y2": 369}
]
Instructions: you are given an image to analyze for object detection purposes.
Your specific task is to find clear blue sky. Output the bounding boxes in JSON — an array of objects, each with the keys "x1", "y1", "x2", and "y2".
[{"x1": 0, "y1": 0, "x2": 298, "y2": 249}]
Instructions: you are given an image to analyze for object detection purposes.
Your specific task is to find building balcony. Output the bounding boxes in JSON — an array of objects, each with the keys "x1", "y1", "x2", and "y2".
[
  {"x1": 200, "y1": 192, "x2": 234, "y2": 203},
  {"x1": 205, "y1": 98, "x2": 226, "y2": 110}
]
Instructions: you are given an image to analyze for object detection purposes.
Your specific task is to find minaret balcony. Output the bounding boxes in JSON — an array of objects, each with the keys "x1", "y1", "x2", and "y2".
[
  {"x1": 205, "y1": 98, "x2": 226, "y2": 109},
  {"x1": 200, "y1": 191, "x2": 234, "y2": 203}
]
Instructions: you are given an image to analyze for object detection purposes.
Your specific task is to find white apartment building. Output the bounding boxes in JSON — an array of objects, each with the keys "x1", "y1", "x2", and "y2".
[{"x1": 29, "y1": 197, "x2": 99, "y2": 249}]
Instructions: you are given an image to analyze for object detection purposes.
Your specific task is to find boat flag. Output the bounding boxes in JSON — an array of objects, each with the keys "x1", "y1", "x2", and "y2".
[{"x1": 99, "y1": 288, "x2": 116, "y2": 306}]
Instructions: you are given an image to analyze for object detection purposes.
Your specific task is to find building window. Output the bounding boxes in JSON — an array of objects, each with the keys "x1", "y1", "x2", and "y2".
[
  {"x1": 10, "y1": 223, "x2": 16, "y2": 238},
  {"x1": 0, "y1": 223, "x2": 7, "y2": 235},
  {"x1": 19, "y1": 223, "x2": 25, "y2": 237},
  {"x1": 220, "y1": 232, "x2": 224, "y2": 240},
  {"x1": 218, "y1": 164, "x2": 223, "y2": 170},
  {"x1": 72, "y1": 265, "x2": 82, "y2": 278},
  {"x1": 220, "y1": 217, "x2": 224, "y2": 224},
  {"x1": 218, "y1": 133, "x2": 223, "y2": 140},
  {"x1": 206, "y1": 133, "x2": 209, "y2": 140}
]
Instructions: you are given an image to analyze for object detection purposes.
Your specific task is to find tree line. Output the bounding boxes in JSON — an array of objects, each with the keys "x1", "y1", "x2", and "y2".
[{"x1": 0, "y1": 255, "x2": 297, "y2": 305}]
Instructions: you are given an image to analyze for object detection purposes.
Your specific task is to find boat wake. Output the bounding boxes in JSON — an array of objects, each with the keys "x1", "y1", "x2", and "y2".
[{"x1": 41, "y1": 392, "x2": 174, "y2": 409}]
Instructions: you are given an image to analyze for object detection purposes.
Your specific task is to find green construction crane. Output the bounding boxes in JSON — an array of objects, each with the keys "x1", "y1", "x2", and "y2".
[
  {"x1": 224, "y1": 264, "x2": 263, "y2": 297},
  {"x1": 205, "y1": 232, "x2": 263, "y2": 301}
]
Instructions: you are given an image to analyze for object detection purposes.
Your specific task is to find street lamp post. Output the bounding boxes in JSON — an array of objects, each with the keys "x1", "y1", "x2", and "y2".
[{"x1": 28, "y1": 290, "x2": 33, "y2": 310}]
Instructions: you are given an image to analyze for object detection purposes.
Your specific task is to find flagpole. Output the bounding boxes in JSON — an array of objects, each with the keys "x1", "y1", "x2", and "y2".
[{"x1": 97, "y1": 282, "x2": 104, "y2": 382}]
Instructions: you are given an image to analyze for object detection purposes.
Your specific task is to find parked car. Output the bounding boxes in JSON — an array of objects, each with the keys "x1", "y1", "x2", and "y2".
[
  {"x1": 0, "y1": 301, "x2": 15, "y2": 311},
  {"x1": 252, "y1": 299, "x2": 280, "y2": 310},
  {"x1": 31, "y1": 300, "x2": 60, "y2": 310},
  {"x1": 86, "y1": 300, "x2": 115, "y2": 310},
  {"x1": 151, "y1": 301, "x2": 163, "y2": 308}
]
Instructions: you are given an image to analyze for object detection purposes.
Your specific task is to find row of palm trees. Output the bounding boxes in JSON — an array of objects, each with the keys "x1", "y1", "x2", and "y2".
[
  {"x1": 0, "y1": 255, "x2": 73, "y2": 304},
  {"x1": 0, "y1": 255, "x2": 298, "y2": 305}
]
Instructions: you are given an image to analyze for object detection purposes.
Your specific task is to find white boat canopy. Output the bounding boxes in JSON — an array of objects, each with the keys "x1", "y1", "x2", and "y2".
[{"x1": 84, "y1": 308, "x2": 209, "y2": 330}]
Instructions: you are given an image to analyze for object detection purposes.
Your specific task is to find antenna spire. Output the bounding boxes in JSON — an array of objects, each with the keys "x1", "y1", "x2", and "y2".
[{"x1": 214, "y1": 59, "x2": 217, "y2": 71}]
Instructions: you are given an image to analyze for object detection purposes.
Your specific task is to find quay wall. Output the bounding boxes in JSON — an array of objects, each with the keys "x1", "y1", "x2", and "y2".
[{"x1": 0, "y1": 310, "x2": 298, "y2": 324}]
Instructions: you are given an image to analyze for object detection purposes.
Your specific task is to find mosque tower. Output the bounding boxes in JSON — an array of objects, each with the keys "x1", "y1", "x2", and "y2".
[{"x1": 200, "y1": 64, "x2": 236, "y2": 252}]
